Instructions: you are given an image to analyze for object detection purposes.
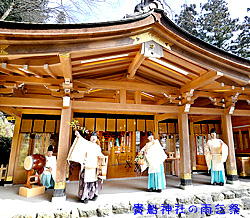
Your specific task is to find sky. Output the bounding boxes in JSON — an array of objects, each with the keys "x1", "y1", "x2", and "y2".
[{"x1": 64, "y1": 0, "x2": 249, "y2": 23}]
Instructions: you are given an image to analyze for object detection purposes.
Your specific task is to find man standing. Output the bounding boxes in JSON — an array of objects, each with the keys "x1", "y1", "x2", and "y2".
[
  {"x1": 205, "y1": 128, "x2": 228, "y2": 186},
  {"x1": 68, "y1": 131, "x2": 104, "y2": 203}
]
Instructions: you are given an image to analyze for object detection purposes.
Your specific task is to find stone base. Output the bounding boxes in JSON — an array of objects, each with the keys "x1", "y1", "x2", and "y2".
[
  {"x1": 180, "y1": 178, "x2": 192, "y2": 186},
  {"x1": 227, "y1": 174, "x2": 239, "y2": 181},
  {"x1": 227, "y1": 180, "x2": 240, "y2": 185},
  {"x1": 3, "y1": 183, "x2": 13, "y2": 187},
  {"x1": 19, "y1": 185, "x2": 45, "y2": 198},
  {"x1": 51, "y1": 195, "x2": 66, "y2": 203},
  {"x1": 179, "y1": 184, "x2": 193, "y2": 190},
  {"x1": 53, "y1": 188, "x2": 65, "y2": 197},
  {"x1": 4, "y1": 180, "x2": 13, "y2": 187}
]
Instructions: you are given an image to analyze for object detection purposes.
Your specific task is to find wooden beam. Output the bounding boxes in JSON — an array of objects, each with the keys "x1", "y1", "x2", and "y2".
[
  {"x1": 238, "y1": 95, "x2": 250, "y2": 101},
  {"x1": 189, "y1": 115, "x2": 220, "y2": 123},
  {"x1": 73, "y1": 59, "x2": 130, "y2": 74},
  {"x1": 137, "y1": 72, "x2": 173, "y2": 86},
  {"x1": 0, "y1": 88, "x2": 13, "y2": 94},
  {"x1": 72, "y1": 101, "x2": 179, "y2": 113},
  {"x1": 145, "y1": 59, "x2": 191, "y2": 83},
  {"x1": 0, "y1": 66, "x2": 12, "y2": 75},
  {"x1": 202, "y1": 82, "x2": 250, "y2": 94},
  {"x1": 233, "y1": 110, "x2": 250, "y2": 116},
  {"x1": 0, "y1": 75, "x2": 64, "y2": 85},
  {"x1": 194, "y1": 91, "x2": 227, "y2": 99},
  {"x1": 73, "y1": 109, "x2": 156, "y2": 115},
  {"x1": 139, "y1": 65, "x2": 185, "y2": 86},
  {"x1": 135, "y1": 75, "x2": 159, "y2": 85},
  {"x1": 21, "y1": 108, "x2": 61, "y2": 115},
  {"x1": 44, "y1": 64, "x2": 57, "y2": 79},
  {"x1": 59, "y1": 53, "x2": 72, "y2": 82},
  {"x1": 180, "y1": 71, "x2": 223, "y2": 93},
  {"x1": 189, "y1": 107, "x2": 224, "y2": 115},
  {"x1": 163, "y1": 50, "x2": 207, "y2": 76},
  {"x1": 0, "y1": 106, "x2": 22, "y2": 117},
  {"x1": 1, "y1": 95, "x2": 249, "y2": 116},
  {"x1": 0, "y1": 97, "x2": 62, "y2": 109},
  {"x1": 73, "y1": 63, "x2": 129, "y2": 76},
  {"x1": 155, "y1": 113, "x2": 177, "y2": 121},
  {"x1": 223, "y1": 73, "x2": 250, "y2": 86},
  {"x1": 18, "y1": 65, "x2": 41, "y2": 78},
  {"x1": 127, "y1": 51, "x2": 145, "y2": 78},
  {"x1": 75, "y1": 78, "x2": 179, "y2": 94},
  {"x1": 0, "y1": 63, "x2": 27, "y2": 77}
]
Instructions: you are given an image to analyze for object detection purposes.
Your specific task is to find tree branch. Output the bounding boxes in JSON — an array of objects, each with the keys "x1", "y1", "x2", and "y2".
[{"x1": 0, "y1": 1, "x2": 15, "y2": 21}]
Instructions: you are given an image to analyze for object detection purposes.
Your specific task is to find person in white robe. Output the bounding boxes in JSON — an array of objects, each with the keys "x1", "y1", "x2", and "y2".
[
  {"x1": 204, "y1": 128, "x2": 228, "y2": 186},
  {"x1": 139, "y1": 131, "x2": 167, "y2": 192},
  {"x1": 67, "y1": 131, "x2": 104, "y2": 204},
  {"x1": 40, "y1": 145, "x2": 57, "y2": 189}
]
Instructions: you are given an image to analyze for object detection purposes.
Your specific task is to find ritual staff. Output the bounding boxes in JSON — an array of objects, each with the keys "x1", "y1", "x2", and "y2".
[
  {"x1": 41, "y1": 145, "x2": 56, "y2": 189},
  {"x1": 139, "y1": 131, "x2": 167, "y2": 192},
  {"x1": 204, "y1": 128, "x2": 228, "y2": 186},
  {"x1": 68, "y1": 131, "x2": 104, "y2": 204}
]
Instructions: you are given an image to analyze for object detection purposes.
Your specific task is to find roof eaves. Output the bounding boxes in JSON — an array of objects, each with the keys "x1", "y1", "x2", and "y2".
[
  {"x1": 0, "y1": 11, "x2": 152, "y2": 30},
  {"x1": 154, "y1": 9, "x2": 250, "y2": 66}
]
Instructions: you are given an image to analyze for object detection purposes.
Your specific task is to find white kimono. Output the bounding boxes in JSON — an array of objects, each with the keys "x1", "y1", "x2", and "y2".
[
  {"x1": 140, "y1": 139, "x2": 167, "y2": 173},
  {"x1": 41, "y1": 155, "x2": 57, "y2": 181},
  {"x1": 204, "y1": 138, "x2": 228, "y2": 171},
  {"x1": 67, "y1": 136, "x2": 104, "y2": 182}
]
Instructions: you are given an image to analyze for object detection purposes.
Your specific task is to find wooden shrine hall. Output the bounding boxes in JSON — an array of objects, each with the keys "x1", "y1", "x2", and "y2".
[{"x1": 0, "y1": 2, "x2": 250, "y2": 200}]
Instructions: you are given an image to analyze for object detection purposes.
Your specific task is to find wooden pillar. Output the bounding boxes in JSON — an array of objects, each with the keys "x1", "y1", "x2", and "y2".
[
  {"x1": 238, "y1": 130, "x2": 244, "y2": 151},
  {"x1": 221, "y1": 114, "x2": 238, "y2": 182},
  {"x1": 53, "y1": 106, "x2": 72, "y2": 199},
  {"x1": 178, "y1": 113, "x2": 192, "y2": 186},
  {"x1": 119, "y1": 89, "x2": 126, "y2": 104},
  {"x1": 6, "y1": 116, "x2": 22, "y2": 184},
  {"x1": 134, "y1": 91, "x2": 141, "y2": 104},
  {"x1": 189, "y1": 121, "x2": 196, "y2": 171},
  {"x1": 248, "y1": 129, "x2": 250, "y2": 149},
  {"x1": 154, "y1": 115, "x2": 159, "y2": 139}
]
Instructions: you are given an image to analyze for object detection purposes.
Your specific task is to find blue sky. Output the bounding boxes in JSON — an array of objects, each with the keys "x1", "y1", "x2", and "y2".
[{"x1": 62, "y1": 0, "x2": 249, "y2": 23}]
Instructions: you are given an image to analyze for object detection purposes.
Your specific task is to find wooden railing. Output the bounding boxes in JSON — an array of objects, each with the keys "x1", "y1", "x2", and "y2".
[{"x1": 0, "y1": 164, "x2": 8, "y2": 181}]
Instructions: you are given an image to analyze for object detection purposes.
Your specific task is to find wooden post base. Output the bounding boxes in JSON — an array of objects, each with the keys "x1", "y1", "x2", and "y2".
[
  {"x1": 180, "y1": 178, "x2": 192, "y2": 186},
  {"x1": 227, "y1": 174, "x2": 239, "y2": 182},
  {"x1": 19, "y1": 185, "x2": 45, "y2": 198}
]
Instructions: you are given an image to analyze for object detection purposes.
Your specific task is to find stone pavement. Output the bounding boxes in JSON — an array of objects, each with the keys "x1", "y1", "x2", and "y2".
[{"x1": 1, "y1": 175, "x2": 250, "y2": 218}]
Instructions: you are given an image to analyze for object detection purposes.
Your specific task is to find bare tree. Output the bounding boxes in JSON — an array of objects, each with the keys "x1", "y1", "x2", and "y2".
[
  {"x1": 0, "y1": 0, "x2": 109, "y2": 23},
  {"x1": 0, "y1": 0, "x2": 50, "y2": 22}
]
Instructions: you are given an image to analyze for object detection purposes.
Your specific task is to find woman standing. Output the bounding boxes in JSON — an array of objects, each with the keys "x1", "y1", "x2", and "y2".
[
  {"x1": 140, "y1": 131, "x2": 167, "y2": 192},
  {"x1": 204, "y1": 128, "x2": 228, "y2": 186}
]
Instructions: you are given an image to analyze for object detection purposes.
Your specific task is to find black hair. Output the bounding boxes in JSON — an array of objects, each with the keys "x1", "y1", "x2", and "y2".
[
  {"x1": 47, "y1": 145, "x2": 53, "y2": 152},
  {"x1": 91, "y1": 131, "x2": 98, "y2": 136},
  {"x1": 147, "y1": 131, "x2": 153, "y2": 137},
  {"x1": 210, "y1": 128, "x2": 216, "y2": 134},
  {"x1": 78, "y1": 130, "x2": 87, "y2": 138}
]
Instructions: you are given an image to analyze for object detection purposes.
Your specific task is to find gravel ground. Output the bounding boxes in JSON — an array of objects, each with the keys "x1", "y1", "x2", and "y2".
[{"x1": 1, "y1": 174, "x2": 250, "y2": 218}]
